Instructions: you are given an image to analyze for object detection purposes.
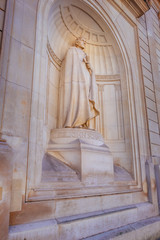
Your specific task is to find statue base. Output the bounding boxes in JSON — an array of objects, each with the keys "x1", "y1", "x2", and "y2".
[{"x1": 47, "y1": 128, "x2": 114, "y2": 185}]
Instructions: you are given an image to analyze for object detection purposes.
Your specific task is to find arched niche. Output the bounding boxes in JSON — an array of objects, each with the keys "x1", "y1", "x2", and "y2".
[
  {"x1": 46, "y1": 0, "x2": 133, "y2": 172},
  {"x1": 27, "y1": 0, "x2": 142, "y2": 197}
]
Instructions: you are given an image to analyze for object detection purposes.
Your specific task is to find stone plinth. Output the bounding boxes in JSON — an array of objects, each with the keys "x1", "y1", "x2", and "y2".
[
  {"x1": 0, "y1": 139, "x2": 12, "y2": 240},
  {"x1": 48, "y1": 128, "x2": 114, "y2": 185}
]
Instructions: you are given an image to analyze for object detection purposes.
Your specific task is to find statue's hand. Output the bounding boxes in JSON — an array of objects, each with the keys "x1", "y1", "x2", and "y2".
[
  {"x1": 84, "y1": 56, "x2": 93, "y2": 75},
  {"x1": 87, "y1": 66, "x2": 92, "y2": 75}
]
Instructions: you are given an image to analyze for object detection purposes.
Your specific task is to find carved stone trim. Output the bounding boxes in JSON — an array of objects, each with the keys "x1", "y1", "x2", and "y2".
[
  {"x1": 122, "y1": 0, "x2": 150, "y2": 17},
  {"x1": 60, "y1": 4, "x2": 108, "y2": 46},
  {"x1": 47, "y1": 39, "x2": 62, "y2": 68},
  {"x1": 96, "y1": 74, "x2": 120, "y2": 81},
  {"x1": 50, "y1": 128, "x2": 104, "y2": 142}
]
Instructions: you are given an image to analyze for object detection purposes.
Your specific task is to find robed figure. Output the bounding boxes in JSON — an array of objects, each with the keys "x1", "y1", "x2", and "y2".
[{"x1": 58, "y1": 37, "x2": 99, "y2": 128}]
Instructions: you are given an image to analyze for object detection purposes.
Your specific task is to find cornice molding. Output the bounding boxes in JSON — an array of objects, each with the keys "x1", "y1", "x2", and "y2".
[
  {"x1": 122, "y1": 0, "x2": 150, "y2": 17},
  {"x1": 148, "y1": 0, "x2": 160, "y2": 14}
]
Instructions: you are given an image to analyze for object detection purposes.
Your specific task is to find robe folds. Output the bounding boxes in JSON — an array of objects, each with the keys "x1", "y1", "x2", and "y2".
[{"x1": 57, "y1": 46, "x2": 99, "y2": 128}]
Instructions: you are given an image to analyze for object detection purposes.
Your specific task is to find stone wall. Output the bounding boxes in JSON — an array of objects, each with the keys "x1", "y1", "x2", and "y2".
[
  {"x1": 138, "y1": 10, "x2": 160, "y2": 158},
  {"x1": 1, "y1": 0, "x2": 160, "y2": 239}
]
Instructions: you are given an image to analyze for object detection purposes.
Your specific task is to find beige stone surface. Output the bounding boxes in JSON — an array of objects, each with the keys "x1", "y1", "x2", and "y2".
[
  {"x1": 48, "y1": 128, "x2": 114, "y2": 185},
  {"x1": 58, "y1": 38, "x2": 99, "y2": 128},
  {"x1": 7, "y1": 39, "x2": 34, "y2": 89},
  {"x1": 11, "y1": 0, "x2": 37, "y2": 48},
  {"x1": 0, "y1": 0, "x2": 160, "y2": 239},
  {"x1": 9, "y1": 220, "x2": 58, "y2": 240},
  {"x1": 0, "y1": 0, "x2": 6, "y2": 10},
  {"x1": 0, "y1": 9, "x2": 4, "y2": 30},
  {"x1": 0, "y1": 141, "x2": 12, "y2": 240}
]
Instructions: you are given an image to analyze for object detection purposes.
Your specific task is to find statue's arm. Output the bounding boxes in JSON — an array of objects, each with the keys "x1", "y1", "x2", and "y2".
[{"x1": 83, "y1": 55, "x2": 93, "y2": 75}]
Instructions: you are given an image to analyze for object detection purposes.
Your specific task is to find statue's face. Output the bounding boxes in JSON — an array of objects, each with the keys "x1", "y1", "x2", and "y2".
[{"x1": 75, "y1": 38, "x2": 86, "y2": 49}]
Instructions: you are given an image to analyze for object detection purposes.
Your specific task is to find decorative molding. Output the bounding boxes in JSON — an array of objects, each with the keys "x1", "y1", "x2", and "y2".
[
  {"x1": 47, "y1": 39, "x2": 62, "y2": 68},
  {"x1": 96, "y1": 74, "x2": 120, "y2": 81},
  {"x1": 60, "y1": 4, "x2": 108, "y2": 46},
  {"x1": 50, "y1": 128, "x2": 104, "y2": 142},
  {"x1": 122, "y1": 0, "x2": 150, "y2": 17},
  {"x1": 148, "y1": 0, "x2": 160, "y2": 15}
]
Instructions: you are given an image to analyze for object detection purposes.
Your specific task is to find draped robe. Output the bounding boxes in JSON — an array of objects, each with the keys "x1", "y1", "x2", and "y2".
[{"x1": 57, "y1": 46, "x2": 99, "y2": 128}]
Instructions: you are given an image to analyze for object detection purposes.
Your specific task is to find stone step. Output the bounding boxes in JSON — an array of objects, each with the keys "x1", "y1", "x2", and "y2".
[
  {"x1": 42, "y1": 153, "x2": 80, "y2": 182},
  {"x1": 9, "y1": 204, "x2": 139, "y2": 240},
  {"x1": 9, "y1": 215, "x2": 160, "y2": 240},
  {"x1": 84, "y1": 216, "x2": 160, "y2": 240}
]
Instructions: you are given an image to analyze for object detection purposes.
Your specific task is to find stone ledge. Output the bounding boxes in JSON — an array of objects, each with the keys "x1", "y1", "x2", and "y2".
[
  {"x1": 84, "y1": 216, "x2": 160, "y2": 240},
  {"x1": 9, "y1": 204, "x2": 138, "y2": 240},
  {"x1": 9, "y1": 203, "x2": 157, "y2": 240}
]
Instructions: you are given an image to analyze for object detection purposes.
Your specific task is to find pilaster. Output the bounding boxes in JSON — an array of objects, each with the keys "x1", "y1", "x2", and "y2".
[{"x1": 0, "y1": 139, "x2": 12, "y2": 240}]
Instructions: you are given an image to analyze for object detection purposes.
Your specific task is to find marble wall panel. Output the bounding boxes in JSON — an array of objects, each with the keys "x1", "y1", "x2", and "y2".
[
  {"x1": 145, "y1": 9, "x2": 160, "y2": 158},
  {"x1": 0, "y1": 0, "x2": 39, "y2": 213},
  {"x1": 151, "y1": 143, "x2": 160, "y2": 156},
  {"x1": 149, "y1": 119, "x2": 160, "y2": 134},
  {"x1": 144, "y1": 77, "x2": 154, "y2": 91},
  {"x1": 138, "y1": 13, "x2": 160, "y2": 161},
  {"x1": 150, "y1": 132, "x2": 160, "y2": 145},
  {"x1": 145, "y1": 87, "x2": 156, "y2": 101},
  {"x1": 146, "y1": 98, "x2": 157, "y2": 112},
  {"x1": 7, "y1": 38, "x2": 34, "y2": 89},
  {"x1": 21, "y1": 2, "x2": 37, "y2": 48},
  {"x1": 11, "y1": 0, "x2": 23, "y2": 43},
  {"x1": 11, "y1": 0, "x2": 37, "y2": 49},
  {"x1": 3, "y1": 82, "x2": 30, "y2": 137},
  {"x1": 147, "y1": 108, "x2": 158, "y2": 122}
]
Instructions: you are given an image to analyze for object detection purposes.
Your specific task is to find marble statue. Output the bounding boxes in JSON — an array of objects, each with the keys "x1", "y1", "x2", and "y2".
[{"x1": 58, "y1": 37, "x2": 99, "y2": 128}]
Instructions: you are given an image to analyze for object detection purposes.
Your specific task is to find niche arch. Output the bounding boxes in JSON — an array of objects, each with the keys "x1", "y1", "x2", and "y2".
[{"x1": 26, "y1": 0, "x2": 145, "y2": 200}]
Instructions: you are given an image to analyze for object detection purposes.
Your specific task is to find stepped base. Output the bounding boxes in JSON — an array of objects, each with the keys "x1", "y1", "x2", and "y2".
[
  {"x1": 9, "y1": 204, "x2": 160, "y2": 240},
  {"x1": 47, "y1": 128, "x2": 114, "y2": 185},
  {"x1": 42, "y1": 153, "x2": 79, "y2": 182}
]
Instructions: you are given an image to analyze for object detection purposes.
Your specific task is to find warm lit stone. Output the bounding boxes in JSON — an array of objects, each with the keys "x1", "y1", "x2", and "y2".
[{"x1": 0, "y1": 0, "x2": 160, "y2": 239}]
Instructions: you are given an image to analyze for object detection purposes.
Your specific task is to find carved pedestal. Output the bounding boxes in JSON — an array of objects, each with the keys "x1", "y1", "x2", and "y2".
[{"x1": 47, "y1": 128, "x2": 114, "y2": 185}]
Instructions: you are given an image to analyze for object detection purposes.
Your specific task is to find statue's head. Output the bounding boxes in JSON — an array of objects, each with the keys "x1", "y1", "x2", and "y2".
[{"x1": 75, "y1": 37, "x2": 86, "y2": 49}]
